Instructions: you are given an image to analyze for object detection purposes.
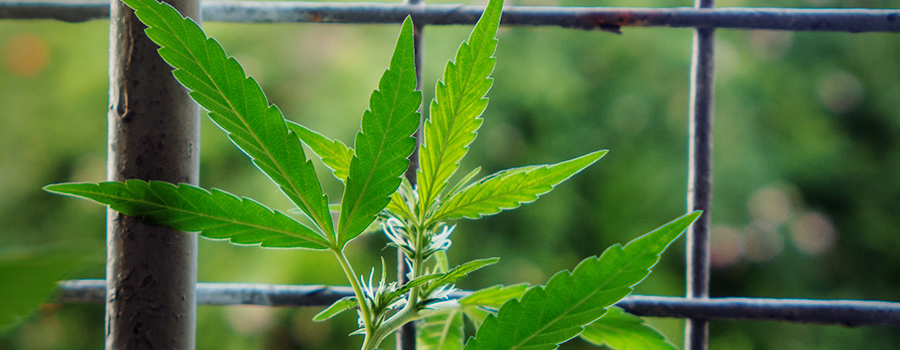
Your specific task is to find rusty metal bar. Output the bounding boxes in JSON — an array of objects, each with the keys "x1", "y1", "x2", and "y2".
[
  {"x1": 684, "y1": 0, "x2": 715, "y2": 348},
  {"x1": 56, "y1": 280, "x2": 900, "y2": 328},
  {"x1": 1, "y1": 2, "x2": 899, "y2": 33},
  {"x1": 105, "y1": 0, "x2": 200, "y2": 348}
]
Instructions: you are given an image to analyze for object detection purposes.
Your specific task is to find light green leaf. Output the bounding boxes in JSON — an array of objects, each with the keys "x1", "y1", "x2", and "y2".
[
  {"x1": 462, "y1": 211, "x2": 702, "y2": 350},
  {"x1": 418, "y1": 309, "x2": 465, "y2": 350},
  {"x1": 43, "y1": 181, "x2": 330, "y2": 250},
  {"x1": 581, "y1": 307, "x2": 680, "y2": 350},
  {"x1": 434, "y1": 150, "x2": 607, "y2": 222},
  {"x1": 121, "y1": 0, "x2": 333, "y2": 236},
  {"x1": 338, "y1": 16, "x2": 421, "y2": 247},
  {"x1": 459, "y1": 283, "x2": 529, "y2": 329},
  {"x1": 459, "y1": 283, "x2": 529, "y2": 309},
  {"x1": 287, "y1": 120, "x2": 354, "y2": 182},
  {"x1": 424, "y1": 258, "x2": 500, "y2": 297},
  {"x1": 417, "y1": 0, "x2": 502, "y2": 212},
  {"x1": 313, "y1": 296, "x2": 358, "y2": 322}
]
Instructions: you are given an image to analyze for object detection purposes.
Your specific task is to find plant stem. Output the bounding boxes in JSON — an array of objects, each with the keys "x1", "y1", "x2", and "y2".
[{"x1": 331, "y1": 248, "x2": 376, "y2": 349}]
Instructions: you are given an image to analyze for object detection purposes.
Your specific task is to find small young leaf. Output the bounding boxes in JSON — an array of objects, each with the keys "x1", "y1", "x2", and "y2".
[
  {"x1": 121, "y1": 0, "x2": 334, "y2": 236},
  {"x1": 459, "y1": 283, "x2": 529, "y2": 309},
  {"x1": 424, "y1": 257, "x2": 500, "y2": 297},
  {"x1": 580, "y1": 307, "x2": 680, "y2": 350},
  {"x1": 417, "y1": 0, "x2": 503, "y2": 211},
  {"x1": 462, "y1": 211, "x2": 702, "y2": 350},
  {"x1": 338, "y1": 16, "x2": 421, "y2": 247},
  {"x1": 435, "y1": 150, "x2": 607, "y2": 222},
  {"x1": 313, "y1": 296, "x2": 358, "y2": 322},
  {"x1": 287, "y1": 120, "x2": 354, "y2": 182},
  {"x1": 418, "y1": 309, "x2": 465, "y2": 350},
  {"x1": 44, "y1": 181, "x2": 330, "y2": 250}
]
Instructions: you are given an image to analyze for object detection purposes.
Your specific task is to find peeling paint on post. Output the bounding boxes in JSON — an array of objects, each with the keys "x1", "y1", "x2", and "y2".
[{"x1": 106, "y1": 0, "x2": 200, "y2": 348}]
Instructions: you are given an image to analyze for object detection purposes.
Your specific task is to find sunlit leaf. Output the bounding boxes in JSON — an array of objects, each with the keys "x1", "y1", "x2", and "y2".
[
  {"x1": 581, "y1": 307, "x2": 680, "y2": 350},
  {"x1": 459, "y1": 283, "x2": 529, "y2": 309},
  {"x1": 435, "y1": 150, "x2": 606, "y2": 222},
  {"x1": 338, "y1": 17, "x2": 421, "y2": 247},
  {"x1": 121, "y1": 0, "x2": 333, "y2": 235},
  {"x1": 417, "y1": 0, "x2": 502, "y2": 212},
  {"x1": 287, "y1": 120, "x2": 354, "y2": 182},
  {"x1": 313, "y1": 296, "x2": 358, "y2": 322},
  {"x1": 44, "y1": 181, "x2": 330, "y2": 249},
  {"x1": 462, "y1": 211, "x2": 702, "y2": 350},
  {"x1": 424, "y1": 257, "x2": 500, "y2": 297}
]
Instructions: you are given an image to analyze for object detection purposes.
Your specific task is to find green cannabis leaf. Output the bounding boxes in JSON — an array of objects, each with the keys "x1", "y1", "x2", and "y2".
[
  {"x1": 338, "y1": 17, "x2": 421, "y2": 247},
  {"x1": 416, "y1": 0, "x2": 502, "y2": 213},
  {"x1": 462, "y1": 211, "x2": 702, "y2": 350},
  {"x1": 581, "y1": 306, "x2": 680, "y2": 350},
  {"x1": 418, "y1": 309, "x2": 465, "y2": 350},
  {"x1": 44, "y1": 181, "x2": 330, "y2": 249},
  {"x1": 434, "y1": 150, "x2": 606, "y2": 222},
  {"x1": 122, "y1": 0, "x2": 334, "y2": 235},
  {"x1": 313, "y1": 296, "x2": 358, "y2": 322},
  {"x1": 287, "y1": 121, "x2": 353, "y2": 182}
]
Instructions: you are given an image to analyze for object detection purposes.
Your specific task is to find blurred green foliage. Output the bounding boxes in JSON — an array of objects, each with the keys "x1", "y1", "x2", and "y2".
[{"x1": 2, "y1": 0, "x2": 900, "y2": 348}]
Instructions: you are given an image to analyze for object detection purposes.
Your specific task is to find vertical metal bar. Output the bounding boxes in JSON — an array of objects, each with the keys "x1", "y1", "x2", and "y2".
[
  {"x1": 685, "y1": 0, "x2": 714, "y2": 349},
  {"x1": 398, "y1": 0, "x2": 425, "y2": 347},
  {"x1": 106, "y1": 0, "x2": 200, "y2": 348}
]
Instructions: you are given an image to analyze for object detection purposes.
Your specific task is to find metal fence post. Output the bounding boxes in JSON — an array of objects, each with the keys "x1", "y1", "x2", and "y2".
[
  {"x1": 106, "y1": 0, "x2": 200, "y2": 348},
  {"x1": 685, "y1": 0, "x2": 715, "y2": 349}
]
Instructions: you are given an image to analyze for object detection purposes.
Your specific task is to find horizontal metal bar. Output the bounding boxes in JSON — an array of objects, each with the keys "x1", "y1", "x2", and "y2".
[
  {"x1": 1, "y1": 1, "x2": 899, "y2": 32},
  {"x1": 56, "y1": 279, "x2": 900, "y2": 327}
]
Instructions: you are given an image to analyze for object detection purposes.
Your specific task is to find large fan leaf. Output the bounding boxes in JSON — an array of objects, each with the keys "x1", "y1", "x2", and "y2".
[
  {"x1": 462, "y1": 211, "x2": 701, "y2": 350},
  {"x1": 338, "y1": 17, "x2": 421, "y2": 246},
  {"x1": 434, "y1": 150, "x2": 606, "y2": 222},
  {"x1": 287, "y1": 120, "x2": 354, "y2": 182},
  {"x1": 580, "y1": 307, "x2": 680, "y2": 350},
  {"x1": 416, "y1": 0, "x2": 502, "y2": 212},
  {"x1": 43, "y1": 181, "x2": 329, "y2": 249},
  {"x1": 121, "y1": 0, "x2": 333, "y2": 236}
]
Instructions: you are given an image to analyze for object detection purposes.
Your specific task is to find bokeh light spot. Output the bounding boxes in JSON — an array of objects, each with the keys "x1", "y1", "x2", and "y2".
[
  {"x1": 817, "y1": 70, "x2": 864, "y2": 114},
  {"x1": 790, "y1": 211, "x2": 837, "y2": 255},
  {"x1": 748, "y1": 184, "x2": 797, "y2": 227},
  {"x1": 743, "y1": 221, "x2": 784, "y2": 262},
  {"x1": 710, "y1": 225, "x2": 743, "y2": 269},
  {"x1": 226, "y1": 306, "x2": 275, "y2": 335},
  {"x1": 3, "y1": 33, "x2": 50, "y2": 78}
]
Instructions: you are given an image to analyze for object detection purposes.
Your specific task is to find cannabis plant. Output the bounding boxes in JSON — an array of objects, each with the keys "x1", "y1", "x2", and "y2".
[{"x1": 44, "y1": 0, "x2": 701, "y2": 348}]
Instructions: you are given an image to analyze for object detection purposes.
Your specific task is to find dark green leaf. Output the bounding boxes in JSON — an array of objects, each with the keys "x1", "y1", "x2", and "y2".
[
  {"x1": 44, "y1": 181, "x2": 329, "y2": 249},
  {"x1": 462, "y1": 211, "x2": 702, "y2": 350},
  {"x1": 338, "y1": 16, "x2": 421, "y2": 247}
]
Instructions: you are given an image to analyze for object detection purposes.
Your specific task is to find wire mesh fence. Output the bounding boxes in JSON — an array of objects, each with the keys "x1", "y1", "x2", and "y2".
[{"x1": 3, "y1": 1, "x2": 900, "y2": 349}]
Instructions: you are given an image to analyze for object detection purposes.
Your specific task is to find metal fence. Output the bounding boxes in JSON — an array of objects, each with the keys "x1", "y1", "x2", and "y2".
[{"x1": 3, "y1": 1, "x2": 900, "y2": 349}]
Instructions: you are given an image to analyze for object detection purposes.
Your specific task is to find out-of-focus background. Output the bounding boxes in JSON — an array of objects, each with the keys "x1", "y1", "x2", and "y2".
[{"x1": 2, "y1": 0, "x2": 899, "y2": 348}]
